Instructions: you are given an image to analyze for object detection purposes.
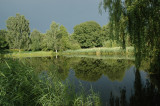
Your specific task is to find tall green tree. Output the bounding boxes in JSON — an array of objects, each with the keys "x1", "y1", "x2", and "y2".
[
  {"x1": 30, "y1": 29, "x2": 42, "y2": 51},
  {"x1": 6, "y1": 14, "x2": 30, "y2": 51},
  {"x1": 58, "y1": 25, "x2": 68, "y2": 38},
  {"x1": 57, "y1": 25, "x2": 69, "y2": 51},
  {"x1": 73, "y1": 21, "x2": 102, "y2": 48},
  {"x1": 45, "y1": 21, "x2": 59, "y2": 51}
]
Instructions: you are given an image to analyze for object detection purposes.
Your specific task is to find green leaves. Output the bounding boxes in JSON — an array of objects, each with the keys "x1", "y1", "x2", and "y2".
[
  {"x1": 45, "y1": 21, "x2": 59, "y2": 51},
  {"x1": 30, "y1": 29, "x2": 42, "y2": 51},
  {"x1": 100, "y1": 0, "x2": 160, "y2": 65},
  {"x1": 6, "y1": 14, "x2": 30, "y2": 50},
  {"x1": 41, "y1": 22, "x2": 79, "y2": 51},
  {"x1": 73, "y1": 21, "x2": 102, "y2": 48}
]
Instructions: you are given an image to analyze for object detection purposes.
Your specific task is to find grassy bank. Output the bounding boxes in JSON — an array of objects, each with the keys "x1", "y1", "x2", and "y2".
[
  {"x1": 1, "y1": 47, "x2": 134, "y2": 58},
  {"x1": 62, "y1": 47, "x2": 134, "y2": 55},
  {"x1": 3, "y1": 51, "x2": 56, "y2": 58}
]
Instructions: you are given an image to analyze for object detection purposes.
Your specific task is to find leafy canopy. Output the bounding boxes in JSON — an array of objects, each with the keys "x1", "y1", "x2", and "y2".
[
  {"x1": 6, "y1": 14, "x2": 30, "y2": 50},
  {"x1": 30, "y1": 29, "x2": 42, "y2": 51},
  {"x1": 100, "y1": 0, "x2": 160, "y2": 68},
  {"x1": 73, "y1": 21, "x2": 102, "y2": 48}
]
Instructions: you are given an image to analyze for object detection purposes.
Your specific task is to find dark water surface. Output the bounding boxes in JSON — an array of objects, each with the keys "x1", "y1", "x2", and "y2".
[{"x1": 5, "y1": 56, "x2": 160, "y2": 106}]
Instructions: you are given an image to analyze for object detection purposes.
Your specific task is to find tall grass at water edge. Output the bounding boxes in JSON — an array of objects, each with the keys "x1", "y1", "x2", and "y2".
[
  {"x1": 1, "y1": 47, "x2": 134, "y2": 58},
  {"x1": 0, "y1": 59, "x2": 101, "y2": 106},
  {"x1": 63, "y1": 47, "x2": 134, "y2": 55}
]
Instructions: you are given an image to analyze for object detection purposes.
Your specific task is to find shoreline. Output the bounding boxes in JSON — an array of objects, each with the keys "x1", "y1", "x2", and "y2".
[{"x1": 1, "y1": 47, "x2": 134, "y2": 58}]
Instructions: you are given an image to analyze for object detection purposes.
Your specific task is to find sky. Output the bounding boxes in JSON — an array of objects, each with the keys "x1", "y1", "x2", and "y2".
[{"x1": 0, "y1": 0, "x2": 109, "y2": 33}]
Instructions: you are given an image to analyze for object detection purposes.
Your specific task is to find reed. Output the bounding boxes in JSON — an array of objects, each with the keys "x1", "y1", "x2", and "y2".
[
  {"x1": 63, "y1": 47, "x2": 134, "y2": 56},
  {"x1": 2, "y1": 47, "x2": 134, "y2": 58}
]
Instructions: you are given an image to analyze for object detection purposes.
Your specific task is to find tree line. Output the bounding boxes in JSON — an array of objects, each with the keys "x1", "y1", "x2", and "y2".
[{"x1": 0, "y1": 14, "x2": 132, "y2": 52}]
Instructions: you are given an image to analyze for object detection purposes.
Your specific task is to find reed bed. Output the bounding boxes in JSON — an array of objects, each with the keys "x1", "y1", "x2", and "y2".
[{"x1": 63, "y1": 47, "x2": 134, "y2": 56}]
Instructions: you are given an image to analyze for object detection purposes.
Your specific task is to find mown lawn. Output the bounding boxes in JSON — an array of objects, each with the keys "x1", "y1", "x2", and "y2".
[{"x1": 3, "y1": 51, "x2": 56, "y2": 58}]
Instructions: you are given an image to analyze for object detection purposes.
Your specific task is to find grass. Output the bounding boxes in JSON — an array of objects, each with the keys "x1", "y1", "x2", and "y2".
[
  {"x1": 0, "y1": 59, "x2": 101, "y2": 106},
  {"x1": 1, "y1": 47, "x2": 134, "y2": 58},
  {"x1": 3, "y1": 51, "x2": 56, "y2": 58},
  {"x1": 62, "y1": 47, "x2": 134, "y2": 55}
]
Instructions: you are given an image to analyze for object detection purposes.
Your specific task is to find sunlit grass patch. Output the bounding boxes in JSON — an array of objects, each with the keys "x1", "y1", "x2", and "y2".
[{"x1": 3, "y1": 51, "x2": 56, "y2": 58}]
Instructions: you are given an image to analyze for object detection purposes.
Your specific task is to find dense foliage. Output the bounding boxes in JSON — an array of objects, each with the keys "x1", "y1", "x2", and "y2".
[
  {"x1": 30, "y1": 29, "x2": 42, "y2": 51},
  {"x1": 6, "y1": 14, "x2": 30, "y2": 51},
  {"x1": 45, "y1": 21, "x2": 59, "y2": 51},
  {"x1": 1, "y1": 13, "x2": 133, "y2": 52},
  {"x1": 1, "y1": 14, "x2": 82, "y2": 52},
  {"x1": 73, "y1": 21, "x2": 103, "y2": 48},
  {"x1": 42, "y1": 23, "x2": 80, "y2": 51},
  {"x1": 100, "y1": 0, "x2": 160, "y2": 69}
]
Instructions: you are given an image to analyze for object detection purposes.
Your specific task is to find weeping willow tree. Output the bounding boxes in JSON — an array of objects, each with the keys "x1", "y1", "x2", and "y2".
[{"x1": 100, "y1": 0, "x2": 160, "y2": 70}]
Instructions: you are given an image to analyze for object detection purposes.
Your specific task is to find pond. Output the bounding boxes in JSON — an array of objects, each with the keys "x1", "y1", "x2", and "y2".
[{"x1": 1, "y1": 55, "x2": 160, "y2": 106}]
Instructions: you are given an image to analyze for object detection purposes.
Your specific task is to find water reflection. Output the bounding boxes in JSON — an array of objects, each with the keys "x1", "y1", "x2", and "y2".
[
  {"x1": 108, "y1": 70, "x2": 160, "y2": 106},
  {"x1": 73, "y1": 58, "x2": 133, "y2": 82},
  {"x1": 74, "y1": 58, "x2": 103, "y2": 81},
  {"x1": 16, "y1": 56, "x2": 160, "y2": 106},
  {"x1": 20, "y1": 57, "x2": 133, "y2": 82}
]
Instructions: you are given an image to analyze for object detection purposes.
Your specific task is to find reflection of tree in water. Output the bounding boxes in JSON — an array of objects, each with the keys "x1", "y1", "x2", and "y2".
[
  {"x1": 73, "y1": 58, "x2": 132, "y2": 82},
  {"x1": 108, "y1": 70, "x2": 160, "y2": 106},
  {"x1": 19, "y1": 57, "x2": 71, "y2": 80},
  {"x1": 19, "y1": 57, "x2": 54, "y2": 72},
  {"x1": 74, "y1": 58, "x2": 103, "y2": 81},
  {"x1": 129, "y1": 69, "x2": 142, "y2": 106},
  {"x1": 109, "y1": 88, "x2": 126, "y2": 106},
  {"x1": 54, "y1": 57, "x2": 131, "y2": 81},
  {"x1": 149, "y1": 74, "x2": 160, "y2": 93},
  {"x1": 52, "y1": 57, "x2": 69, "y2": 80},
  {"x1": 103, "y1": 60, "x2": 131, "y2": 81},
  {"x1": 19, "y1": 57, "x2": 133, "y2": 82},
  {"x1": 53, "y1": 56, "x2": 79, "y2": 80}
]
